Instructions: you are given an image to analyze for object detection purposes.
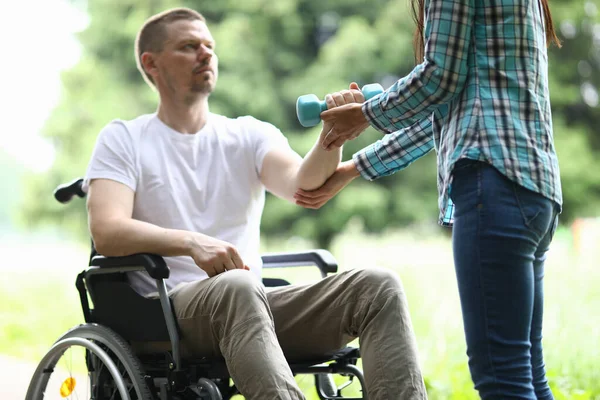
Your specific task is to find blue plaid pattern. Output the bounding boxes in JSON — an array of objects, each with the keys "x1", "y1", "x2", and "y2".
[{"x1": 352, "y1": 0, "x2": 562, "y2": 225}]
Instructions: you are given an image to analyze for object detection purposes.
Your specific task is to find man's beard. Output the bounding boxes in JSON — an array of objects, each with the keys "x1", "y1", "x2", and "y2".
[
  {"x1": 190, "y1": 79, "x2": 214, "y2": 94},
  {"x1": 190, "y1": 70, "x2": 216, "y2": 94}
]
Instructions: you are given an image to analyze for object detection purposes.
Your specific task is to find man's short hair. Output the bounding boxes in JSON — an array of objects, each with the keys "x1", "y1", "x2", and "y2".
[{"x1": 134, "y1": 7, "x2": 206, "y2": 88}]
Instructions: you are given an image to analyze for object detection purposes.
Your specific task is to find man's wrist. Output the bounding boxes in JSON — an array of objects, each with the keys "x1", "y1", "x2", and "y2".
[{"x1": 179, "y1": 231, "x2": 197, "y2": 257}]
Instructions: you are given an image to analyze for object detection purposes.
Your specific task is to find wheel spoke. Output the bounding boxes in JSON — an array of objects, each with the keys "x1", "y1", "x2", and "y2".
[{"x1": 26, "y1": 325, "x2": 151, "y2": 400}]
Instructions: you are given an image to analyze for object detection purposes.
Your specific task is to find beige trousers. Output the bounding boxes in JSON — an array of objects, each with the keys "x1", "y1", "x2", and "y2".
[{"x1": 170, "y1": 267, "x2": 427, "y2": 400}]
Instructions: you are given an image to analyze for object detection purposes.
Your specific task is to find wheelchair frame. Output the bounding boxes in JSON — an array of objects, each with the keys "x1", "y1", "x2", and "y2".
[{"x1": 25, "y1": 178, "x2": 368, "y2": 400}]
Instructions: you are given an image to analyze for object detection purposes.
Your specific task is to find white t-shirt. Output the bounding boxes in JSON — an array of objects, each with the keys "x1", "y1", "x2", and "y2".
[{"x1": 84, "y1": 112, "x2": 290, "y2": 296}]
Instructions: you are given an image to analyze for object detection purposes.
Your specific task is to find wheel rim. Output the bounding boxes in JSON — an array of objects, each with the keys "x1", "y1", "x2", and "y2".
[{"x1": 26, "y1": 337, "x2": 132, "y2": 400}]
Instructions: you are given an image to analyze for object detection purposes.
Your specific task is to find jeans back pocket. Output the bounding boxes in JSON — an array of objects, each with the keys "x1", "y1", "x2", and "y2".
[{"x1": 511, "y1": 183, "x2": 555, "y2": 238}]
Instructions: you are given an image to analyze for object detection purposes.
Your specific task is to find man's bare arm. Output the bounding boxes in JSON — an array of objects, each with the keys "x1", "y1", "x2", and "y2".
[
  {"x1": 259, "y1": 140, "x2": 342, "y2": 203},
  {"x1": 87, "y1": 179, "x2": 247, "y2": 276},
  {"x1": 260, "y1": 85, "x2": 364, "y2": 202}
]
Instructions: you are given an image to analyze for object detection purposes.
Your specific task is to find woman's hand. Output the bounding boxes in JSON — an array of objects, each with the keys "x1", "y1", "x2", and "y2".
[{"x1": 320, "y1": 102, "x2": 371, "y2": 151}]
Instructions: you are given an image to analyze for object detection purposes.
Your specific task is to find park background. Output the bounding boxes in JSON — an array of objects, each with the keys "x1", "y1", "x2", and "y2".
[{"x1": 0, "y1": 0, "x2": 598, "y2": 398}]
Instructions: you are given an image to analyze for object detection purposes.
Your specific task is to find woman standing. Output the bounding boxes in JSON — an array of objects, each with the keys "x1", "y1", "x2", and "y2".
[{"x1": 295, "y1": 0, "x2": 562, "y2": 398}]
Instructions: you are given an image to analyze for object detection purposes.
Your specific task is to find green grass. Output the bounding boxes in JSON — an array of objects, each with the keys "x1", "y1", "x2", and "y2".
[{"x1": 1, "y1": 226, "x2": 599, "y2": 399}]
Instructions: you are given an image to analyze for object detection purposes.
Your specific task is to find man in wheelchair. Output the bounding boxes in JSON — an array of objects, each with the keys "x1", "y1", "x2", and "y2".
[{"x1": 30, "y1": 7, "x2": 426, "y2": 400}]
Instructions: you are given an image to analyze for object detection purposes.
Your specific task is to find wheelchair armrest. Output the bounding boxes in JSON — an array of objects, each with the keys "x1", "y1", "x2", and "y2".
[
  {"x1": 261, "y1": 249, "x2": 338, "y2": 278},
  {"x1": 90, "y1": 253, "x2": 170, "y2": 279}
]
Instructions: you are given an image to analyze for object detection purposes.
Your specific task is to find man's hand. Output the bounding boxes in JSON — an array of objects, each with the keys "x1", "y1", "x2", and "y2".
[
  {"x1": 323, "y1": 82, "x2": 365, "y2": 111},
  {"x1": 320, "y1": 88, "x2": 371, "y2": 151},
  {"x1": 187, "y1": 233, "x2": 249, "y2": 277},
  {"x1": 88, "y1": 179, "x2": 248, "y2": 278},
  {"x1": 293, "y1": 160, "x2": 360, "y2": 209}
]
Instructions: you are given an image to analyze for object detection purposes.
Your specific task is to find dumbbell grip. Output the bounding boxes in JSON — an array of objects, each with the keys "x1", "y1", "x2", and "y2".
[
  {"x1": 317, "y1": 86, "x2": 381, "y2": 111},
  {"x1": 296, "y1": 83, "x2": 384, "y2": 128},
  {"x1": 316, "y1": 100, "x2": 329, "y2": 114}
]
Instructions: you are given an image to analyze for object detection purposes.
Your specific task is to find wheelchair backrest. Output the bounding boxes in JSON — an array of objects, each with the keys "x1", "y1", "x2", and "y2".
[{"x1": 83, "y1": 270, "x2": 173, "y2": 342}]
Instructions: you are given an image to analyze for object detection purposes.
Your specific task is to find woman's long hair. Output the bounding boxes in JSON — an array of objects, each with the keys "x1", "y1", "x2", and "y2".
[{"x1": 411, "y1": 0, "x2": 561, "y2": 63}]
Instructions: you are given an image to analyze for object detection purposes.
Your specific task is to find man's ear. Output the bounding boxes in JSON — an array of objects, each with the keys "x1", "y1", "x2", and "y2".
[{"x1": 141, "y1": 52, "x2": 158, "y2": 80}]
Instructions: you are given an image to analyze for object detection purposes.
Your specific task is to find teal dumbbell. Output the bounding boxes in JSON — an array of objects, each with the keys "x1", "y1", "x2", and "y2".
[{"x1": 296, "y1": 83, "x2": 384, "y2": 128}]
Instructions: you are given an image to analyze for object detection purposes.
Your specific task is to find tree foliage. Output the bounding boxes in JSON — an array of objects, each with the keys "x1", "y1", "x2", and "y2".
[{"x1": 23, "y1": 0, "x2": 600, "y2": 247}]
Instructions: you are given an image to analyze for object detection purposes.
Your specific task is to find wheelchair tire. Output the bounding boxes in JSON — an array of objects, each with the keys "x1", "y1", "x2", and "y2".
[
  {"x1": 197, "y1": 378, "x2": 223, "y2": 400},
  {"x1": 26, "y1": 323, "x2": 154, "y2": 400},
  {"x1": 315, "y1": 373, "x2": 337, "y2": 399}
]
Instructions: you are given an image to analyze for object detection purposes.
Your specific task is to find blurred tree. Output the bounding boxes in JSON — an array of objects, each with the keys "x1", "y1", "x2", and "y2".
[
  {"x1": 547, "y1": 0, "x2": 600, "y2": 222},
  {"x1": 22, "y1": 0, "x2": 600, "y2": 247}
]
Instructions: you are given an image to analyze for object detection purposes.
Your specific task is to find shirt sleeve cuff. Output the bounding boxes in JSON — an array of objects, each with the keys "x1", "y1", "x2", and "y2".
[
  {"x1": 352, "y1": 142, "x2": 391, "y2": 181},
  {"x1": 362, "y1": 94, "x2": 397, "y2": 135}
]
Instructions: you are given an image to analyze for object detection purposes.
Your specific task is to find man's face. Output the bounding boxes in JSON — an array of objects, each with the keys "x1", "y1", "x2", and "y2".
[{"x1": 150, "y1": 19, "x2": 218, "y2": 96}]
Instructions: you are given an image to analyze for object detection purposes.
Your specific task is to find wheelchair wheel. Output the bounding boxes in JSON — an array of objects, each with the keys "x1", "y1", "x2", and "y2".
[
  {"x1": 26, "y1": 323, "x2": 154, "y2": 400},
  {"x1": 315, "y1": 373, "x2": 338, "y2": 398}
]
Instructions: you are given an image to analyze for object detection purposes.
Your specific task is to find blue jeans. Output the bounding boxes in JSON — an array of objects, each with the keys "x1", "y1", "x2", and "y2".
[{"x1": 450, "y1": 160, "x2": 558, "y2": 400}]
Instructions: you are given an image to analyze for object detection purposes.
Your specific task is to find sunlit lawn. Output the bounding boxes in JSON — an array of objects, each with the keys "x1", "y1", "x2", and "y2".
[{"x1": 1, "y1": 225, "x2": 598, "y2": 399}]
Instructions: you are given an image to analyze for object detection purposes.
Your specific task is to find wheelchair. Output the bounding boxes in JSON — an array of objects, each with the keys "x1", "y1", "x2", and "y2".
[{"x1": 26, "y1": 178, "x2": 367, "y2": 400}]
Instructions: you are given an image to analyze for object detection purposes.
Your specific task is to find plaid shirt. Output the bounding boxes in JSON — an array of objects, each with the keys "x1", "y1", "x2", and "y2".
[{"x1": 352, "y1": 0, "x2": 562, "y2": 225}]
